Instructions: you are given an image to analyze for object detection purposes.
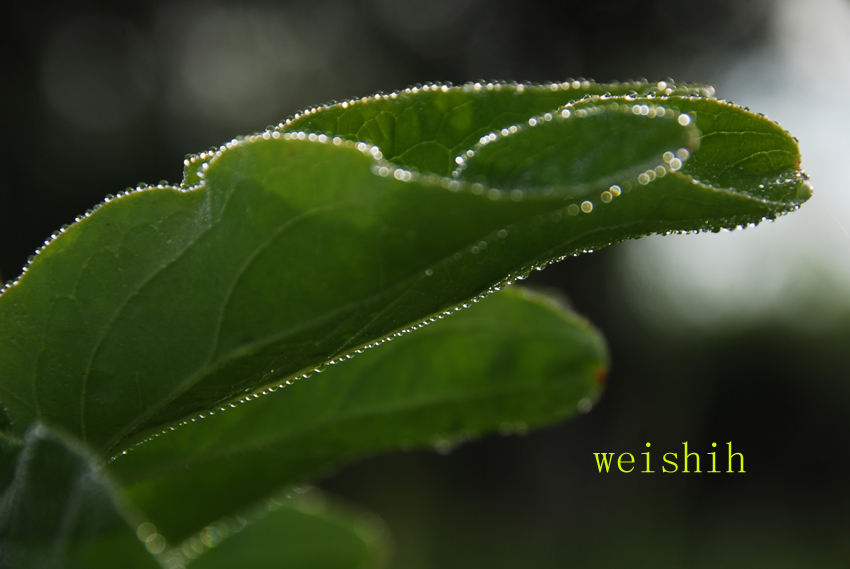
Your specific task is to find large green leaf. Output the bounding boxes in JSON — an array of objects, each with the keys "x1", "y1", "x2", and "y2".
[
  {"x1": 0, "y1": 424, "x2": 157, "y2": 569},
  {"x1": 107, "y1": 287, "x2": 607, "y2": 543},
  {"x1": 0, "y1": 81, "x2": 810, "y2": 456}
]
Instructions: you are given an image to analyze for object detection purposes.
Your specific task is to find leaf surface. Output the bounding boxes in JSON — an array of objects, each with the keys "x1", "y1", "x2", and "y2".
[
  {"x1": 0, "y1": 81, "x2": 810, "y2": 455},
  {"x1": 107, "y1": 287, "x2": 607, "y2": 542}
]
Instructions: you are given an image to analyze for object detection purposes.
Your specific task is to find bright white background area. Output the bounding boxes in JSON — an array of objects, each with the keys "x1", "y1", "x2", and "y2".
[{"x1": 617, "y1": 0, "x2": 850, "y2": 330}]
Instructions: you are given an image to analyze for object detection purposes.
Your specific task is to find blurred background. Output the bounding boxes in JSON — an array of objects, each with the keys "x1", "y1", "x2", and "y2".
[{"x1": 2, "y1": 0, "x2": 849, "y2": 566}]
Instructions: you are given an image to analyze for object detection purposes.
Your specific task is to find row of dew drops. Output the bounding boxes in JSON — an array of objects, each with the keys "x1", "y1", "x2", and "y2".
[{"x1": 272, "y1": 77, "x2": 714, "y2": 135}]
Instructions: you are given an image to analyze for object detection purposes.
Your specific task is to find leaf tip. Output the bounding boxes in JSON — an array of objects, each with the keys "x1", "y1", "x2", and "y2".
[{"x1": 593, "y1": 366, "x2": 608, "y2": 387}]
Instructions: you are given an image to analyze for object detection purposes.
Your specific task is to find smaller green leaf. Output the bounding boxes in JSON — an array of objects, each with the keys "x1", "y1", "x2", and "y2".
[
  {"x1": 176, "y1": 489, "x2": 387, "y2": 569},
  {"x1": 108, "y1": 287, "x2": 607, "y2": 543},
  {"x1": 668, "y1": 96, "x2": 810, "y2": 204},
  {"x1": 456, "y1": 100, "x2": 698, "y2": 191},
  {"x1": 0, "y1": 424, "x2": 158, "y2": 569}
]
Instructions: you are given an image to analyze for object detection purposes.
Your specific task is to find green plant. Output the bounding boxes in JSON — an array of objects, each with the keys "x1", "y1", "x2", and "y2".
[{"x1": 0, "y1": 80, "x2": 810, "y2": 568}]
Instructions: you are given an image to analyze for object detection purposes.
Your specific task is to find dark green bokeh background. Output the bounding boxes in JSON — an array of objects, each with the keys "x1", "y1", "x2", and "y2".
[{"x1": 2, "y1": 1, "x2": 848, "y2": 566}]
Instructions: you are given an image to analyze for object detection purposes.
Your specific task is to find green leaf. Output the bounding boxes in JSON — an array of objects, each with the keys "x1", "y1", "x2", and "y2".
[
  {"x1": 0, "y1": 424, "x2": 158, "y2": 569},
  {"x1": 0, "y1": 81, "x2": 810, "y2": 456},
  {"x1": 455, "y1": 99, "x2": 698, "y2": 189},
  {"x1": 108, "y1": 287, "x2": 607, "y2": 543},
  {"x1": 171, "y1": 489, "x2": 387, "y2": 569}
]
